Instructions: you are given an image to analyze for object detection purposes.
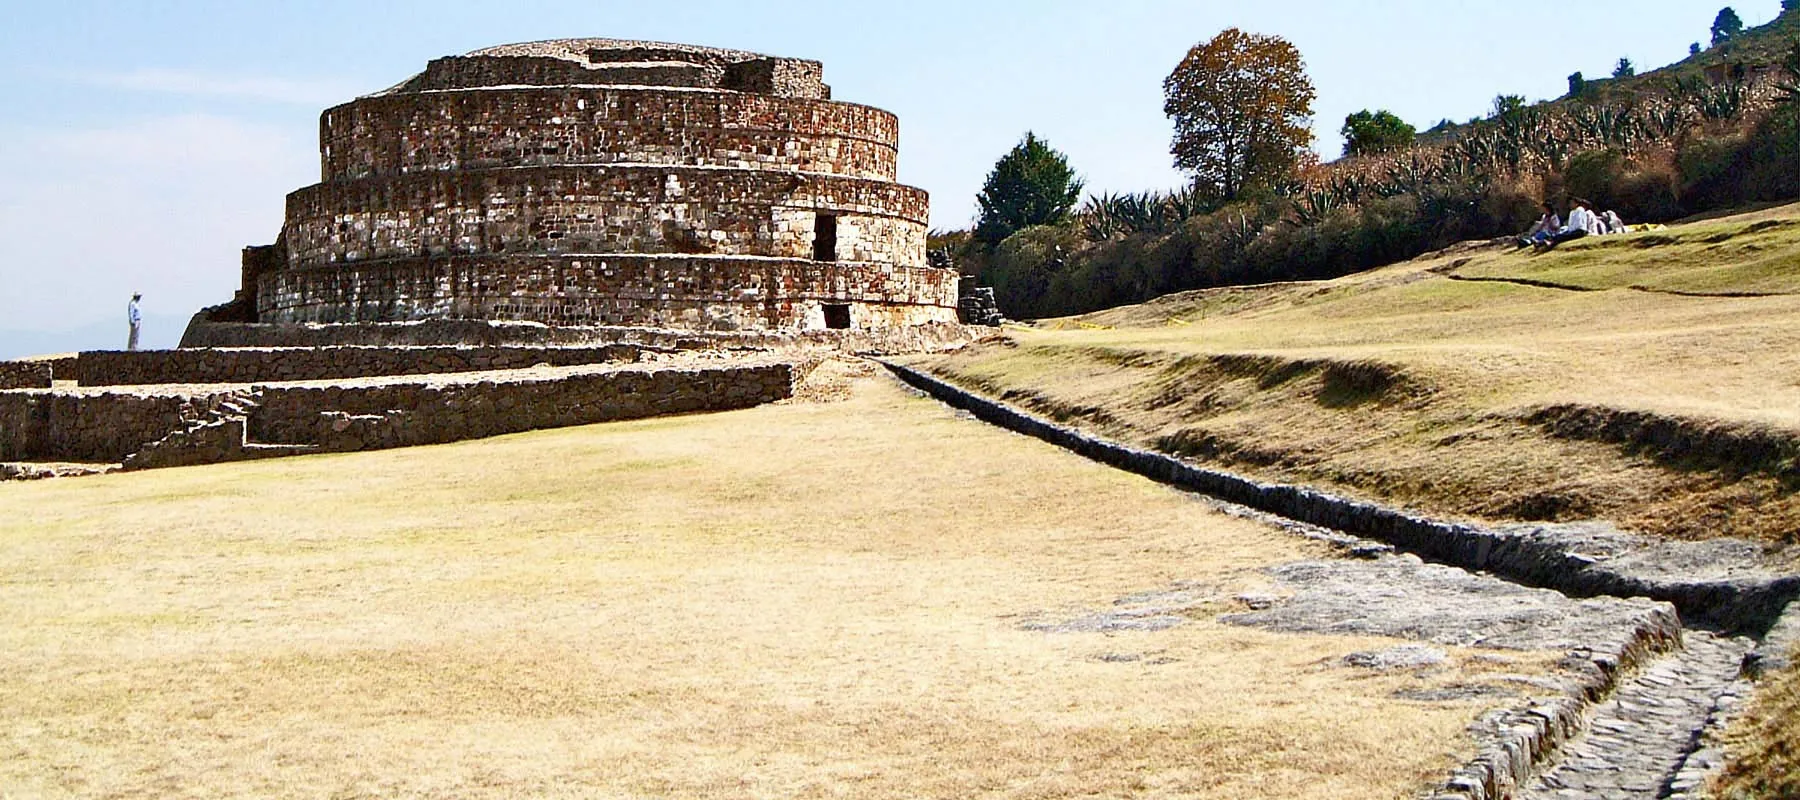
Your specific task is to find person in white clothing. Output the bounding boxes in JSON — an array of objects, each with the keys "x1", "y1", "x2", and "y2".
[
  {"x1": 1517, "y1": 202, "x2": 1563, "y2": 247},
  {"x1": 127, "y1": 293, "x2": 142, "y2": 351},
  {"x1": 1539, "y1": 200, "x2": 1596, "y2": 249}
]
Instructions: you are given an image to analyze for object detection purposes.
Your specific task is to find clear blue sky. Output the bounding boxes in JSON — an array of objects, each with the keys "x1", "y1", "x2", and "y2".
[{"x1": 0, "y1": 0, "x2": 1782, "y2": 346}]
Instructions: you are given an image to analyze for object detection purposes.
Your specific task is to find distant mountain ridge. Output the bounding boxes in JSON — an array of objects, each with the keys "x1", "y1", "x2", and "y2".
[{"x1": 0, "y1": 313, "x2": 188, "y2": 360}]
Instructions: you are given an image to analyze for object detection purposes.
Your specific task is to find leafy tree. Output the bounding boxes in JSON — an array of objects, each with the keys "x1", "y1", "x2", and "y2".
[
  {"x1": 1340, "y1": 110, "x2": 1416, "y2": 157},
  {"x1": 1163, "y1": 28, "x2": 1317, "y2": 200},
  {"x1": 972, "y1": 132, "x2": 1084, "y2": 248},
  {"x1": 1567, "y1": 71, "x2": 1587, "y2": 98},
  {"x1": 1713, "y1": 7, "x2": 1744, "y2": 46},
  {"x1": 1691, "y1": 42, "x2": 1704, "y2": 56},
  {"x1": 1786, "y1": 0, "x2": 1797, "y2": 13},
  {"x1": 1613, "y1": 58, "x2": 1636, "y2": 79},
  {"x1": 1492, "y1": 94, "x2": 1527, "y2": 118}
]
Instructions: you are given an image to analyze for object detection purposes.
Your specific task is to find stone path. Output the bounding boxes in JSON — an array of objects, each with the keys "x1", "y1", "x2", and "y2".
[{"x1": 1523, "y1": 631, "x2": 1752, "y2": 800}]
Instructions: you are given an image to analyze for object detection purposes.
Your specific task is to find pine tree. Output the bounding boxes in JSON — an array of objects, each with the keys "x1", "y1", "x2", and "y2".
[
  {"x1": 973, "y1": 133, "x2": 1084, "y2": 248},
  {"x1": 1713, "y1": 7, "x2": 1745, "y2": 47},
  {"x1": 1613, "y1": 58, "x2": 1636, "y2": 79}
]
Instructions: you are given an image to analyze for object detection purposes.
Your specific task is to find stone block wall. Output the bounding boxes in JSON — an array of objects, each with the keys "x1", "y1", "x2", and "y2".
[
  {"x1": 384, "y1": 50, "x2": 828, "y2": 100},
  {"x1": 253, "y1": 361, "x2": 794, "y2": 450},
  {"x1": 321, "y1": 88, "x2": 893, "y2": 182},
  {"x1": 0, "y1": 362, "x2": 54, "y2": 390},
  {"x1": 282, "y1": 167, "x2": 926, "y2": 268},
  {"x1": 0, "y1": 389, "x2": 243, "y2": 463},
  {"x1": 179, "y1": 314, "x2": 978, "y2": 354},
  {"x1": 258, "y1": 255, "x2": 959, "y2": 328},
  {"x1": 73, "y1": 345, "x2": 640, "y2": 387},
  {"x1": 1, "y1": 360, "x2": 796, "y2": 467}
]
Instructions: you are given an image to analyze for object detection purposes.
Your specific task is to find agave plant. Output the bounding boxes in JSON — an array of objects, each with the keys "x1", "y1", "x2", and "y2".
[
  {"x1": 1289, "y1": 190, "x2": 1342, "y2": 227},
  {"x1": 1779, "y1": 39, "x2": 1800, "y2": 104},
  {"x1": 1221, "y1": 210, "x2": 1263, "y2": 252},
  {"x1": 1079, "y1": 193, "x2": 1127, "y2": 242},
  {"x1": 1683, "y1": 78, "x2": 1747, "y2": 120}
]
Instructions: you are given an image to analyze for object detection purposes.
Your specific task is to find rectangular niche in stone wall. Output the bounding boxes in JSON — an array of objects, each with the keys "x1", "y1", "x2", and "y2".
[
  {"x1": 813, "y1": 214, "x2": 838, "y2": 262},
  {"x1": 823, "y1": 303, "x2": 852, "y2": 330}
]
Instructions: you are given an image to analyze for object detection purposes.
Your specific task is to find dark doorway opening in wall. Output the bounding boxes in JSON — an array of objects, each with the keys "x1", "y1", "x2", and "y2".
[
  {"x1": 813, "y1": 214, "x2": 838, "y2": 262},
  {"x1": 823, "y1": 303, "x2": 852, "y2": 330}
]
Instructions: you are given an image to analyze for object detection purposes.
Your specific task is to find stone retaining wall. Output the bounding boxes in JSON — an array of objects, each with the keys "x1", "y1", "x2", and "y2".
[
  {"x1": 180, "y1": 313, "x2": 978, "y2": 353},
  {"x1": 880, "y1": 361, "x2": 1800, "y2": 633},
  {"x1": 0, "y1": 361, "x2": 53, "y2": 390},
  {"x1": 74, "y1": 345, "x2": 640, "y2": 387},
  {"x1": 2, "y1": 360, "x2": 795, "y2": 467},
  {"x1": 0, "y1": 389, "x2": 244, "y2": 463},
  {"x1": 249, "y1": 362, "x2": 794, "y2": 449}
]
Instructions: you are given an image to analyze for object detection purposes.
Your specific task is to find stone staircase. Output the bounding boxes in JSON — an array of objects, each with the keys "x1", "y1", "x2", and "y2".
[
  {"x1": 957, "y1": 283, "x2": 1004, "y2": 327},
  {"x1": 122, "y1": 390, "x2": 317, "y2": 470}
]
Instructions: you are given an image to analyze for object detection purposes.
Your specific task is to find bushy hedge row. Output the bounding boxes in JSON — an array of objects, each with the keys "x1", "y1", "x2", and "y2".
[{"x1": 976, "y1": 102, "x2": 1800, "y2": 320}]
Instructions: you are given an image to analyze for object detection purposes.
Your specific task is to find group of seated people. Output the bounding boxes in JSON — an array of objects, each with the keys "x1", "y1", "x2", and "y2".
[{"x1": 1516, "y1": 199, "x2": 1629, "y2": 249}]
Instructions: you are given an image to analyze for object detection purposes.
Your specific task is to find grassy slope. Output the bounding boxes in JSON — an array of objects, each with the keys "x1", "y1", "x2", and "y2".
[
  {"x1": 915, "y1": 206, "x2": 1800, "y2": 796},
  {"x1": 0, "y1": 361, "x2": 1542, "y2": 799},
  {"x1": 909, "y1": 203, "x2": 1800, "y2": 546}
]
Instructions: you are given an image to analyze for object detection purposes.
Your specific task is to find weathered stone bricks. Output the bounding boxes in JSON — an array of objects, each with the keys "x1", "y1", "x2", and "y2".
[{"x1": 218, "y1": 38, "x2": 957, "y2": 334}]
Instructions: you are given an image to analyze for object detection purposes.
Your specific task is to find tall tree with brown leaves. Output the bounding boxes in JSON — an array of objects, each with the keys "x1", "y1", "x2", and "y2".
[{"x1": 1163, "y1": 28, "x2": 1316, "y2": 200}]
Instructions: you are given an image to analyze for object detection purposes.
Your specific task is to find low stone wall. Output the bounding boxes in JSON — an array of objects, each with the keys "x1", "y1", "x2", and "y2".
[
  {"x1": 0, "y1": 389, "x2": 243, "y2": 463},
  {"x1": 180, "y1": 312, "x2": 978, "y2": 354},
  {"x1": 0, "y1": 361, "x2": 54, "y2": 390},
  {"x1": 880, "y1": 361, "x2": 1800, "y2": 633},
  {"x1": 2, "y1": 360, "x2": 796, "y2": 468},
  {"x1": 252, "y1": 362, "x2": 794, "y2": 450},
  {"x1": 74, "y1": 345, "x2": 641, "y2": 387}
]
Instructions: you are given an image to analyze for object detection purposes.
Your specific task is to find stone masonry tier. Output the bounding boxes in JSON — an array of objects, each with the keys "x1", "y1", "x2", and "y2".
[
  {"x1": 321, "y1": 88, "x2": 897, "y2": 182},
  {"x1": 381, "y1": 39, "x2": 830, "y2": 100},
  {"x1": 258, "y1": 255, "x2": 960, "y2": 329},
  {"x1": 282, "y1": 167, "x2": 927, "y2": 269},
  {"x1": 73, "y1": 345, "x2": 642, "y2": 387}
]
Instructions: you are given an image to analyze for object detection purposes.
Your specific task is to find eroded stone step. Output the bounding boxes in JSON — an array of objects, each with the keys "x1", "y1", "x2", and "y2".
[{"x1": 1522, "y1": 632, "x2": 1752, "y2": 800}]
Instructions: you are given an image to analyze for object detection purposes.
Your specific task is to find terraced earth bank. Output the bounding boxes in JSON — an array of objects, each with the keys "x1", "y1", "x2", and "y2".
[{"x1": 905, "y1": 202, "x2": 1800, "y2": 796}]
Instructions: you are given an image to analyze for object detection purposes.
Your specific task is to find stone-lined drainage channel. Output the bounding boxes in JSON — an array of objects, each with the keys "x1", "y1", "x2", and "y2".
[{"x1": 879, "y1": 360, "x2": 1800, "y2": 800}]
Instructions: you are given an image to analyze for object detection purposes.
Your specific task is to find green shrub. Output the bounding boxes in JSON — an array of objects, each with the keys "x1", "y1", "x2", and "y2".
[
  {"x1": 981, "y1": 225, "x2": 1084, "y2": 319},
  {"x1": 1739, "y1": 104, "x2": 1800, "y2": 200},
  {"x1": 1678, "y1": 132, "x2": 1751, "y2": 210}
]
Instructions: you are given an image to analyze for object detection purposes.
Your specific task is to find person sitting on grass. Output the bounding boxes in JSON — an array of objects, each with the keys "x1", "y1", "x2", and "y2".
[
  {"x1": 1537, "y1": 199, "x2": 1597, "y2": 250},
  {"x1": 1517, "y1": 202, "x2": 1562, "y2": 248},
  {"x1": 1600, "y1": 209, "x2": 1627, "y2": 234}
]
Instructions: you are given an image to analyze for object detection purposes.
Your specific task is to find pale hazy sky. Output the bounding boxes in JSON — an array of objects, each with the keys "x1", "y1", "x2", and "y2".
[{"x1": 0, "y1": 0, "x2": 1781, "y2": 341}]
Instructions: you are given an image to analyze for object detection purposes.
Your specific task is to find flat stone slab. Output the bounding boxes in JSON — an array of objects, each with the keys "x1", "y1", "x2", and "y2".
[{"x1": 1221, "y1": 554, "x2": 1678, "y2": 654}]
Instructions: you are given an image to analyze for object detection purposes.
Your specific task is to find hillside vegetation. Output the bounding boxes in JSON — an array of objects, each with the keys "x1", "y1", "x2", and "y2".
[
  {"x1": 967, "y1": 9, "x2": 1800, "y2": 321},
  {"x1": 911, "y1": 203, "x2": 1800, "y2": 547}
]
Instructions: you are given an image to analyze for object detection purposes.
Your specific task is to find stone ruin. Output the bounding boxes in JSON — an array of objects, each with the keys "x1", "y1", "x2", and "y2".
[
  {"x1": 1, "y1": 39, "x2": 980, "y2": 478},
  {"x1": 196, "y1": 37, "x2": 960, "y2": 338}
]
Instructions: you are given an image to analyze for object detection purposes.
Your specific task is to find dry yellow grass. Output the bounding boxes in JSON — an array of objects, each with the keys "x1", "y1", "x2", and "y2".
[
  {"x1": 0, "y1": 361, "x2": 1529, "y2": 799},
  {"x1": 1714, "y1": 646, "x2": 1800, "y2": 799}
]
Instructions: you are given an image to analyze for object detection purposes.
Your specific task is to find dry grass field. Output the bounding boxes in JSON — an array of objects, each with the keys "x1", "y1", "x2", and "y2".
[
  {"x1": 0, "y1": 362, "x2": 1533, "y2": 799},
  {"x1": 907, "y1": 203, "x2": 1800, "y2": 546}
]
